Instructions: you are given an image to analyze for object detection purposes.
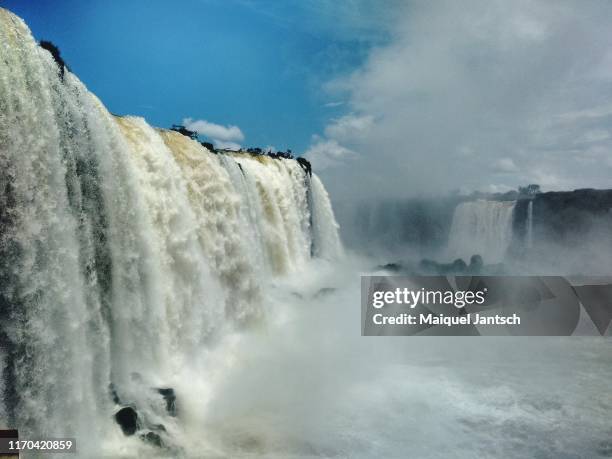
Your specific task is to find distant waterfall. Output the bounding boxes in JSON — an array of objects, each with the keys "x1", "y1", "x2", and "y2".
[
  {"x1": 447, "y1": 200, "x2": 516, "y2": 263},
  {"x1": 0, "y1": 8, "x2": 342, "y2": 455},
  {"x1": 309, "y1": 174, "x2": 343, "y2": 259},
  {"x1": 526, "y1": 200, "x2": 534, "y2": 248}
]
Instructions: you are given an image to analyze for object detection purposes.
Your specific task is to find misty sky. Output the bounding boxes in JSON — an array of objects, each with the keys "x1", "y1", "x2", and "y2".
[
  {"x1": 5, "y1": 0, "x2": 612, "y2": 198},
  {"x1": 306, "y1": 0, "x2": 612, "y2": 200}
]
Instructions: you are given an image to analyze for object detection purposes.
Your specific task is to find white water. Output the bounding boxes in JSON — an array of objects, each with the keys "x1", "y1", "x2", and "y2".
[
  {"x1": 447, "y1": 200, "x2": 516, "y2": 264},
  {"x1": 203, "y1": 258, "x2": 612, "y2": 459},
  {"x1": 526, "y1": 200, "x2": 534, "y2": 249},
  {"x1": 0, "y1": 8, "x2": 341, "y2": 456}
]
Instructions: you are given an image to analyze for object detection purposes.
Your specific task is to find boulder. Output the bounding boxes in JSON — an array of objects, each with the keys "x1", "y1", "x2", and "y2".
[
  {"x1": 468, "y1": 254, "x2": 483, "y2": 274},
  {"x1": 115, "y1": 406, "x2": 138, "y2": 436},
  {"x1": 419, "y1": 258, "x2": 467, "y2": 275}
]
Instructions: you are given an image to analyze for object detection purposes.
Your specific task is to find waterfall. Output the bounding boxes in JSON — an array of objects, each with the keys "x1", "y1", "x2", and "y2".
[
  {"x1": 447, "y1": 200, "x2": 516, "y2": 263},
  {"x1": 526, "y1": 200, "x2": 534, "y2": 248},
  {"x1": 0, "y1": 8, "x2": 342, "y2": 455},
  {"x1": 309, "y1": 174, "x2": 343, "y2": 259}
]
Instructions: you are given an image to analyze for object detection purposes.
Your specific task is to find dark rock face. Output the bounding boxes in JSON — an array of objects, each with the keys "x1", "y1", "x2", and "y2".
[
  {"x1": 115, "y1": 406, "x2": 139, "y2": 436},
  {"x1": 39, "y1": 40, "x2": 69, "y2": 79},
  {"x1": 509, "y1": 189, "x2": 612, "y2": 254},
  {"x1": 268, "y1": 150, "x2": 294, "y2": 159},
  {"x1": 109, "y1": 383, "x2": 121, "y2": 405},
  {"x1": 297, "y1": 157, "x2": 312, "y2": 176},
  {"x1": 532, "y1": 189, "x2": 612, "y2": 242},
  {"x1": 170, "y1": 125, "x2": 198, "y2": 140},
  {"x1": 156, "y1": 388, "x2": 177, "y2": 417},
  {"x1": 200, "y1": 141, "x2": 215, "y2": 152},
  {"x1": 111, "y1": 383, "x2": 177, "y2": 444},
  {"x1": 378, "y1": 262, "x2": 403, "y2": 272}
]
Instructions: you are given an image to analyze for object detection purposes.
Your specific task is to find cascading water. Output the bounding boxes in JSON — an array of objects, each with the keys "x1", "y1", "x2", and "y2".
[
  {"x1": 447, "y1": 200, "x2": 516, "y2": 264},
  {"x1": 308, "y1": 174, "x2": 343, "y2": 260},
  {"x1": 526, "y1": 199, "x2": 534, "y2": 248},
  {"x1": 0, "y1": 8, "x2": 342, "y2": 456}
]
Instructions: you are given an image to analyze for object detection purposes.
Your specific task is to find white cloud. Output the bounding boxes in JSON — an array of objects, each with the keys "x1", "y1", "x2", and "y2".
[
  {"x1": 581, "y1": 129, "x2": 610, "y2": 143},
  {"x1": 493, "y1": 158, "x2": 520, "y2": 173},
  {"x1": 555, "y1": 104, "x2": 612, "y2": 122},
  {"x1": 483, "y1": 183, "x2": 514, "y2": 194},
  {"x1": 324, "y1": 114, "x2": 374, "y2": 141},
  {"x1": 304, "y1": 137, "x2": 356, "y2": 170},
  {"x1": 307, "y1": 0, "x2": 612, "y2": 201},
  {"x1": 183, "y1": 118, "x2": 244, "y2": 148},
  {"x1": 213, "y1": 140, "x2": 242, "y2": 151}
]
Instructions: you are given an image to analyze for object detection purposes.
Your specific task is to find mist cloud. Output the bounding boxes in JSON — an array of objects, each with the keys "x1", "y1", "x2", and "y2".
[
  {"x1": 305, "y1": 137, "x2": 356, "y2": 170},
  {"x1": 307, "y1": 0, "x2": 612, "y2": 200}
]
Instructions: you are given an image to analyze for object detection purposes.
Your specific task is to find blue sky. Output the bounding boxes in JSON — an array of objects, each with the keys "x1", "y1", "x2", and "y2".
[
  {"x1": 2, "y1": 0, "x2": 385, "y2": 152},
  {"x1": 5, "y1": 0, "x2": 612, "y2": 197}
]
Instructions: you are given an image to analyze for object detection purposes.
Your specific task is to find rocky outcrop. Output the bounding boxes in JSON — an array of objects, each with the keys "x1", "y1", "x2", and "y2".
[
  {"x1": 297, "y1": 157, "x2": 312, "y2": 176},
  {"x1": 111, "y1": 383, "x2": 178, "y2": 449},
  {"x1": 420, "y1": 258, "x2": 467, "y2": 274},
  {"x1": 200, "y1": 141, "x2": 215, "y2": 152},
  {"x1": 39, "y1": 40, "x2": 69, "y2": 79},
  {"x1": 115, "y1": 406, "x2": 138, "y2": 436},
  {"x1": 532, "y1": 189, "x2": 612, "y2": 242}
]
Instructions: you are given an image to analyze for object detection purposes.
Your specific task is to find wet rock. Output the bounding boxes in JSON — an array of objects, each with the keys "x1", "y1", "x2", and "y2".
[
  {"x1": 170, "y1": 124, "x2": 198, "y2": 140},
  {"x1": 530, "y1": 188, "x2": 612, "y2": 245},
  {"x1": 115, "y1": 406, "x2": 138, "y2": 436},
  {"x1": 297, "y1": 157, "x2": 312, "y2": 176},
  {"x1": 451, "y1": 258, "x2": 468, "y2": 272},
  {"x1": 140, "y1": 431, "x2": 164, "y2": 448},
  {"x1": 468, "y1": 254, "x2": 483, "y2": 274},
  {"x1": 156, "y1": 388, "x2": 176, "y2": 417},
  {"x1": 109, "y1": 383, "x2": 121, "y2": 405},
  {"x1": 377, "y1": 262, "x2": 402, "y2": 272},
  {"x1": 200, "y1": 141, "x2": 215, "y2": 152},
  {"x1": 419, "y1": 258, "x2": 467, "y2": 275}
]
